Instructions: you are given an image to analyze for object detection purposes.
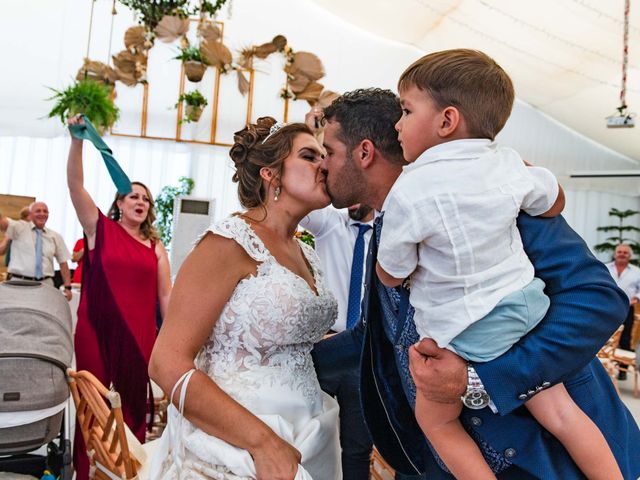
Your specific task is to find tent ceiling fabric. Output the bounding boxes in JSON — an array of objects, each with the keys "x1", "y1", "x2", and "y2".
[{"x1": 311, "y1": 0, "x2": 640, "y2": 162}]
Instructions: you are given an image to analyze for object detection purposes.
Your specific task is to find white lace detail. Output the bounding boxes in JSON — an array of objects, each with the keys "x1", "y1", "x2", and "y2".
[{"x1": 195, "y1": 216, "x2": 337, "y2": 408}]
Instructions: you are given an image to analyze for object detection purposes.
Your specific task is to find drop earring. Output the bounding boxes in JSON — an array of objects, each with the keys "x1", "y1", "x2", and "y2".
[
  {"x1": 274, "y1": 186, "x2": 281, "y2": 202},
  {"x1": 118, "y1": 209, "x2": 123, "y2": 221}
]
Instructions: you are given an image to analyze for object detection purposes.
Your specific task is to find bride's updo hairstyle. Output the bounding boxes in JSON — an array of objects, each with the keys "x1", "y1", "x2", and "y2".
[{"x1": 229, "y1": 116, "x2": 313, "y2": 209}]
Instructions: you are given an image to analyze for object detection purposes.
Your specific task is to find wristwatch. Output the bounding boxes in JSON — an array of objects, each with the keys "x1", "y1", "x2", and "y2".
[
  {"x1": 461, "y1": 364, "x2": 490, "y2": 410},
  {"x1": 64, "y1": 285, "x2": 72, "y2": 290}
]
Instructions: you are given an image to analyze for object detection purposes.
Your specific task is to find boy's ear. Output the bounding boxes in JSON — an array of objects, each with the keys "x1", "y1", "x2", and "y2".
[
  {"x1": 439, "y1": 106, "x2": 461, "y2": 138},
  {"x1": 358, "y1": 139, "x2": 376, "y2": 169}
]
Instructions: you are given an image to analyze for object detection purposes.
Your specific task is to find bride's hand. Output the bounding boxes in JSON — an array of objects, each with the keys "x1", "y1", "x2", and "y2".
[{"x1": 251, "y1": 435, "x2": 302, "y2": 480}]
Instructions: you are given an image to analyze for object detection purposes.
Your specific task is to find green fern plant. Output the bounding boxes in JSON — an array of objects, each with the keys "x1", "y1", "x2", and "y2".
[
  {"x1": 175, "y1": 45, "x2": 208, "y2": 64},
  {"x1": 155, "y1": 176, "x2": 195, "y2": 245},
  {"x1": 595, "y1": 208, "x2": 640, "y2": 264},
  {"x1": 47, "y1": 79, "x2": 119, "y2": 134}
]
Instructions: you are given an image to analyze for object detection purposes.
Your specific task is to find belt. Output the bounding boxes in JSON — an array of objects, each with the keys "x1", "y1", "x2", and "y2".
[{"x1": 8, "y1": 273, "x2": 53, "y2": 281}]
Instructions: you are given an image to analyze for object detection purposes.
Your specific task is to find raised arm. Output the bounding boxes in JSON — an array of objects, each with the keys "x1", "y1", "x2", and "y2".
[
  {"x1": 0, "y1": 212, "x2": 8, "y2": 233},
  {"x1": 67, "y1": 116, "x2": 99, "y2": 244},
  {"x1": 149, "y1": 233, "x2": 301, "y2": 479}
]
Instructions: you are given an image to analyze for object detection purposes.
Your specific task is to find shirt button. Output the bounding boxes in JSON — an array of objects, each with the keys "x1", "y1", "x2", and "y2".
[
  {"x1": 518, "y1": 394, "x2": 527, "y2": 400},
  {"x1": 542, "y1": 381, "x2": 551, "y2": 388},
  {"x1": 504, "y1": 448, "x2": 517, "y2": 459},
  {"x1": 470, "y1": 416, "x2": 482, "y2": 427},
  {"x1": 527, "y1": 390, "x2": 536, "y2": 397}
]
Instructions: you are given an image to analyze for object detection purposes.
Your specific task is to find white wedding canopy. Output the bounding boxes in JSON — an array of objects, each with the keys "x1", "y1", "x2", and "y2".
[
  {"x1": 311, "y1": 0, "x2": 640, "y2": 162},
  {"x1": 1, "y1": 0, "x2": 640, "y2": 256}
]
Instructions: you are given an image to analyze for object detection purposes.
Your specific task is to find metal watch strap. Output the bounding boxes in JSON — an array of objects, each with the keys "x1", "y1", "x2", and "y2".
[
  {"x1": 467, "y1": 364, "x2": 484, "y2": 389},
  {"x1": 462, "y1": 364, "x2": 490, "y2": 410}
]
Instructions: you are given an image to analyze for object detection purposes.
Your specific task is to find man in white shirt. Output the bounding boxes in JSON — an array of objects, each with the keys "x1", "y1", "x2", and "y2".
[
  {"x1": 304, "y1": 204, "x2": 375, "y2": 480},
  {"x1": 606, "y1": 244, "x2": 640, "y2": 378},
  {"x1": 0, "y1": 202, "x2": 72, "y2": 300}
]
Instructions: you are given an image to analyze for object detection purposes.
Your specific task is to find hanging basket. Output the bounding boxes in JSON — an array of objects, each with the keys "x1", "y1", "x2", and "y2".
[
  {"x1": 185, "y1": 104, "x2": 204, "y2": 122},
  {"x1": 184, "y1": 61, "x2": 207, "y2": 82}
]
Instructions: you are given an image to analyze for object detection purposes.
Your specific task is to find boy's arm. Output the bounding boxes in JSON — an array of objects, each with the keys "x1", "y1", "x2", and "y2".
[
  {"x1": 522, "y1": 162, "x2": 564, "y2": 217},
  {"x1": 376, "y1": 262, "x2": 404, "y2": 287},
  {"x1": 378, "y1": 190, "x2": 424, "y2": 288},
  {"x1": 539, "y1": 183, "x2": 565, "y2": 217}
]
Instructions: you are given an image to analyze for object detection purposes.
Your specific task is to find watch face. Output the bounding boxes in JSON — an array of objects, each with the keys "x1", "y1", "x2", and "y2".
[{"x1": 463, "y1": 389, "x2": 490, "y2": 410}]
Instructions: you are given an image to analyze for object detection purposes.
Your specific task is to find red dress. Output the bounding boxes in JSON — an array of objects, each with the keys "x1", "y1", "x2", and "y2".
[
  {"x1": 73, "y1": 211, "x2": 158, "y2": 479},
  {"x1": 71, "y1": 238, "x2": 84, "y2": 284}
]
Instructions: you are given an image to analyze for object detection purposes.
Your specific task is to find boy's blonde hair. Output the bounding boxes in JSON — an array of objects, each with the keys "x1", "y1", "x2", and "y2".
[{"x1": 398, "y1": 49, "x2": 514, "y2": 140}]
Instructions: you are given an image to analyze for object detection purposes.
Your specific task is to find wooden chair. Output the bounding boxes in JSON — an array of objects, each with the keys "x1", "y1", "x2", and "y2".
[
  {"x1": 146, "y1": 381, "x2": 168, "y2": 442},
  {"x1": 67, "y1": 369, "x2": 144, "y2": 479},
  {"x1": 597, "y1": 326, "x2": 624, "y2": 394},
  {"x1": 630, "y1": 306, "x2": 640, "y2": 351},
  {"x1": 370, "y1": 447, "x2": 395, "y2": 479},
  {"x1": 612, "y1": 346, "x2": 639, "y2": 398}
]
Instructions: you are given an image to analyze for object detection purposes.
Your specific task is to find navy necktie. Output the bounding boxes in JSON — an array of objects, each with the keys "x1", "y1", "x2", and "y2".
[{"x1": 346, "y1": 223, "x2": 372, "y2": 329}]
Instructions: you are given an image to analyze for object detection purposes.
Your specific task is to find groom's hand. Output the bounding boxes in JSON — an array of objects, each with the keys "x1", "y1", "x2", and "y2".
[{"x1": 408, "y1": 338, "x2": 467, "y2": 404}]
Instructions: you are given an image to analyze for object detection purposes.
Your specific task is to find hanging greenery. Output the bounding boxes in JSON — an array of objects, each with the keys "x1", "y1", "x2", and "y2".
[
  {"x1": 118, "y1": 0, "x2": 190, "y2": 30},
  {"x1": 155, "y1": 176, "x2": 195, "y2": 246},
  {"x1": 595, "y1": 208, "x2": 640, "y2": 264},
  {"x1": 176, "y1": 90, "x2": 208, "y2": 122},
  {"x1": 47, "y1": 79, "x2": 119, "y2": 134},
  {"x1": 118, "y1": 0, "x2": 229, "y2": 30}
]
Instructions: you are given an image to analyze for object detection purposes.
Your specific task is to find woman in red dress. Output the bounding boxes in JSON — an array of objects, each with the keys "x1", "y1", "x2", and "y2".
[{"x1": 67, "y1": 115, "x2": 172, "y2": 479}]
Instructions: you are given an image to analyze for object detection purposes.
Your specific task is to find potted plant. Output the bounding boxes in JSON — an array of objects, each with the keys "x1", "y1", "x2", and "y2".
[
  {"x1": 176, "y1": 90, "x2": 208, "y2": 122},
  {"x1": 595, "y1": 208, "x2": 640, "y2": 264},
  {"x1": 47, "y1": 79, "x2": 119, "y2": 134},
  {"x1": 155, "y1": 176, "x2": 195, "y2": 246},
  {"x1": 175, "y1": 45, "x2": 209, "y2": 82}
]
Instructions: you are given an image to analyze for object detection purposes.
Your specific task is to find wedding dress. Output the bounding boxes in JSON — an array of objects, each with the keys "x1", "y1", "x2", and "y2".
[{"x1": 150, "y1": 216, "x2": 342, "y2": 480}]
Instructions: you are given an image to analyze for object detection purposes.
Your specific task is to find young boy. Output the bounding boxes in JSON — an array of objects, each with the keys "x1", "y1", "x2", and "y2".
[{"x1": 376, "y1": 49, "x2": 622, "y2": 480}]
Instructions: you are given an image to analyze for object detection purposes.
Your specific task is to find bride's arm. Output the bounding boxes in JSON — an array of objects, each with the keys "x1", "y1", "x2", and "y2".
[{"x1": 149, "y1": 233, "x2": 301, "y2": 480}]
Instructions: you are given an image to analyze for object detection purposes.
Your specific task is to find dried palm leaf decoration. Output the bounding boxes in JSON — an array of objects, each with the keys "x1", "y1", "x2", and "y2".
[
  {"x1": 201, "y1": 40, "x2": 233, "y2": 71},
  {"x1": 155, "y1": 15, "x2": 190, "y2": 43},
  {"x1": 198, "y1": 21, "x2": 221, "y2": 43}
]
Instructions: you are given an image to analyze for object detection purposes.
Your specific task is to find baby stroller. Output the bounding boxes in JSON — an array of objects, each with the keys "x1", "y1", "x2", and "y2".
[{"x1": 0, "y1": 280, "x2": 73, "y2": 479}]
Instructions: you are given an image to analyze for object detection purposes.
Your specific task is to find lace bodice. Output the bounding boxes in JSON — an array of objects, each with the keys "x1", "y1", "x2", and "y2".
[{"x1": 194, "y1": 216, "x2": 338, "y2": 407}]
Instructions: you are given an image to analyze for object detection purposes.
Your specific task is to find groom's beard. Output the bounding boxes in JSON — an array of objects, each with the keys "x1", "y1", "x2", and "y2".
[{"x1": 348, "y1": 205, "x2": 373, "y2": 221}]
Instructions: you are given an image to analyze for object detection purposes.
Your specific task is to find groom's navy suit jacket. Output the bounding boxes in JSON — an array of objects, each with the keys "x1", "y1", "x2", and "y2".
[{"x1": 313, "y1": 214, "x2": 640, "y2": 479}]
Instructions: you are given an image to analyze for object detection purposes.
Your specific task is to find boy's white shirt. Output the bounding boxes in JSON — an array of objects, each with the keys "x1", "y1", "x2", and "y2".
[{"x1": 378, "y1": 139, "x2": 558, "y2": 348}]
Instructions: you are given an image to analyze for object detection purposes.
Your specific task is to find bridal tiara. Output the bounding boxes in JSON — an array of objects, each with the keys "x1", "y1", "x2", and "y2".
[{"x1": 261, "y1": 122, "x2": 286, "y2": 144}]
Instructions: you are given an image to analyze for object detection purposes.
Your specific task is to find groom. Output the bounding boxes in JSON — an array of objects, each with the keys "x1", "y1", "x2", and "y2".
[{"x1": 311, "y1": 88, "x2": 640, "y2": 479}]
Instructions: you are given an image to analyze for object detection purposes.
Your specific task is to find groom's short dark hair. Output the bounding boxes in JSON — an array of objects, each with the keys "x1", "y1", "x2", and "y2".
[{"x1": 323, "y1": 88, "x2": 405, "y2": 165}]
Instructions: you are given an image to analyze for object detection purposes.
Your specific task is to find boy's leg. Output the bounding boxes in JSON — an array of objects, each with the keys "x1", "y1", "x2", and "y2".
[
  {"x1": 414, "y1": 394, "x2": 496, "y2": 480},
  {"x1": 525, "y1": 383, "x2": 622, "y2": 480}
]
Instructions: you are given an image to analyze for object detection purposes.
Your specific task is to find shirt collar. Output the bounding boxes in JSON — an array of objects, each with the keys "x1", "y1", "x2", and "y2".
[
  {"x1": 30, "y1": 222, "x2": 47, "y2": 233},
  {"x1": 348, "y1": 217, "x2": 374, "y2": 228},
  {"x1": 404, "y1": 139, "x2": 495, "y2": 172}
]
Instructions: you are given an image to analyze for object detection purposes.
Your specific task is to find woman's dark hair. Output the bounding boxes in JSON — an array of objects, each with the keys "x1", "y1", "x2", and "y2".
[
  {"x1": 107, "y1": 181, "x2": 159, "y2": 242},
  {"x1": 229, "y1": 116, "x2": 313, "y2": 210}
]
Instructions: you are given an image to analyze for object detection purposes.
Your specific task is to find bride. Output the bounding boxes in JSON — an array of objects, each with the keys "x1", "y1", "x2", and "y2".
[{"x1": 148, "y1": 117, "x2": 342, "y2": 479}]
